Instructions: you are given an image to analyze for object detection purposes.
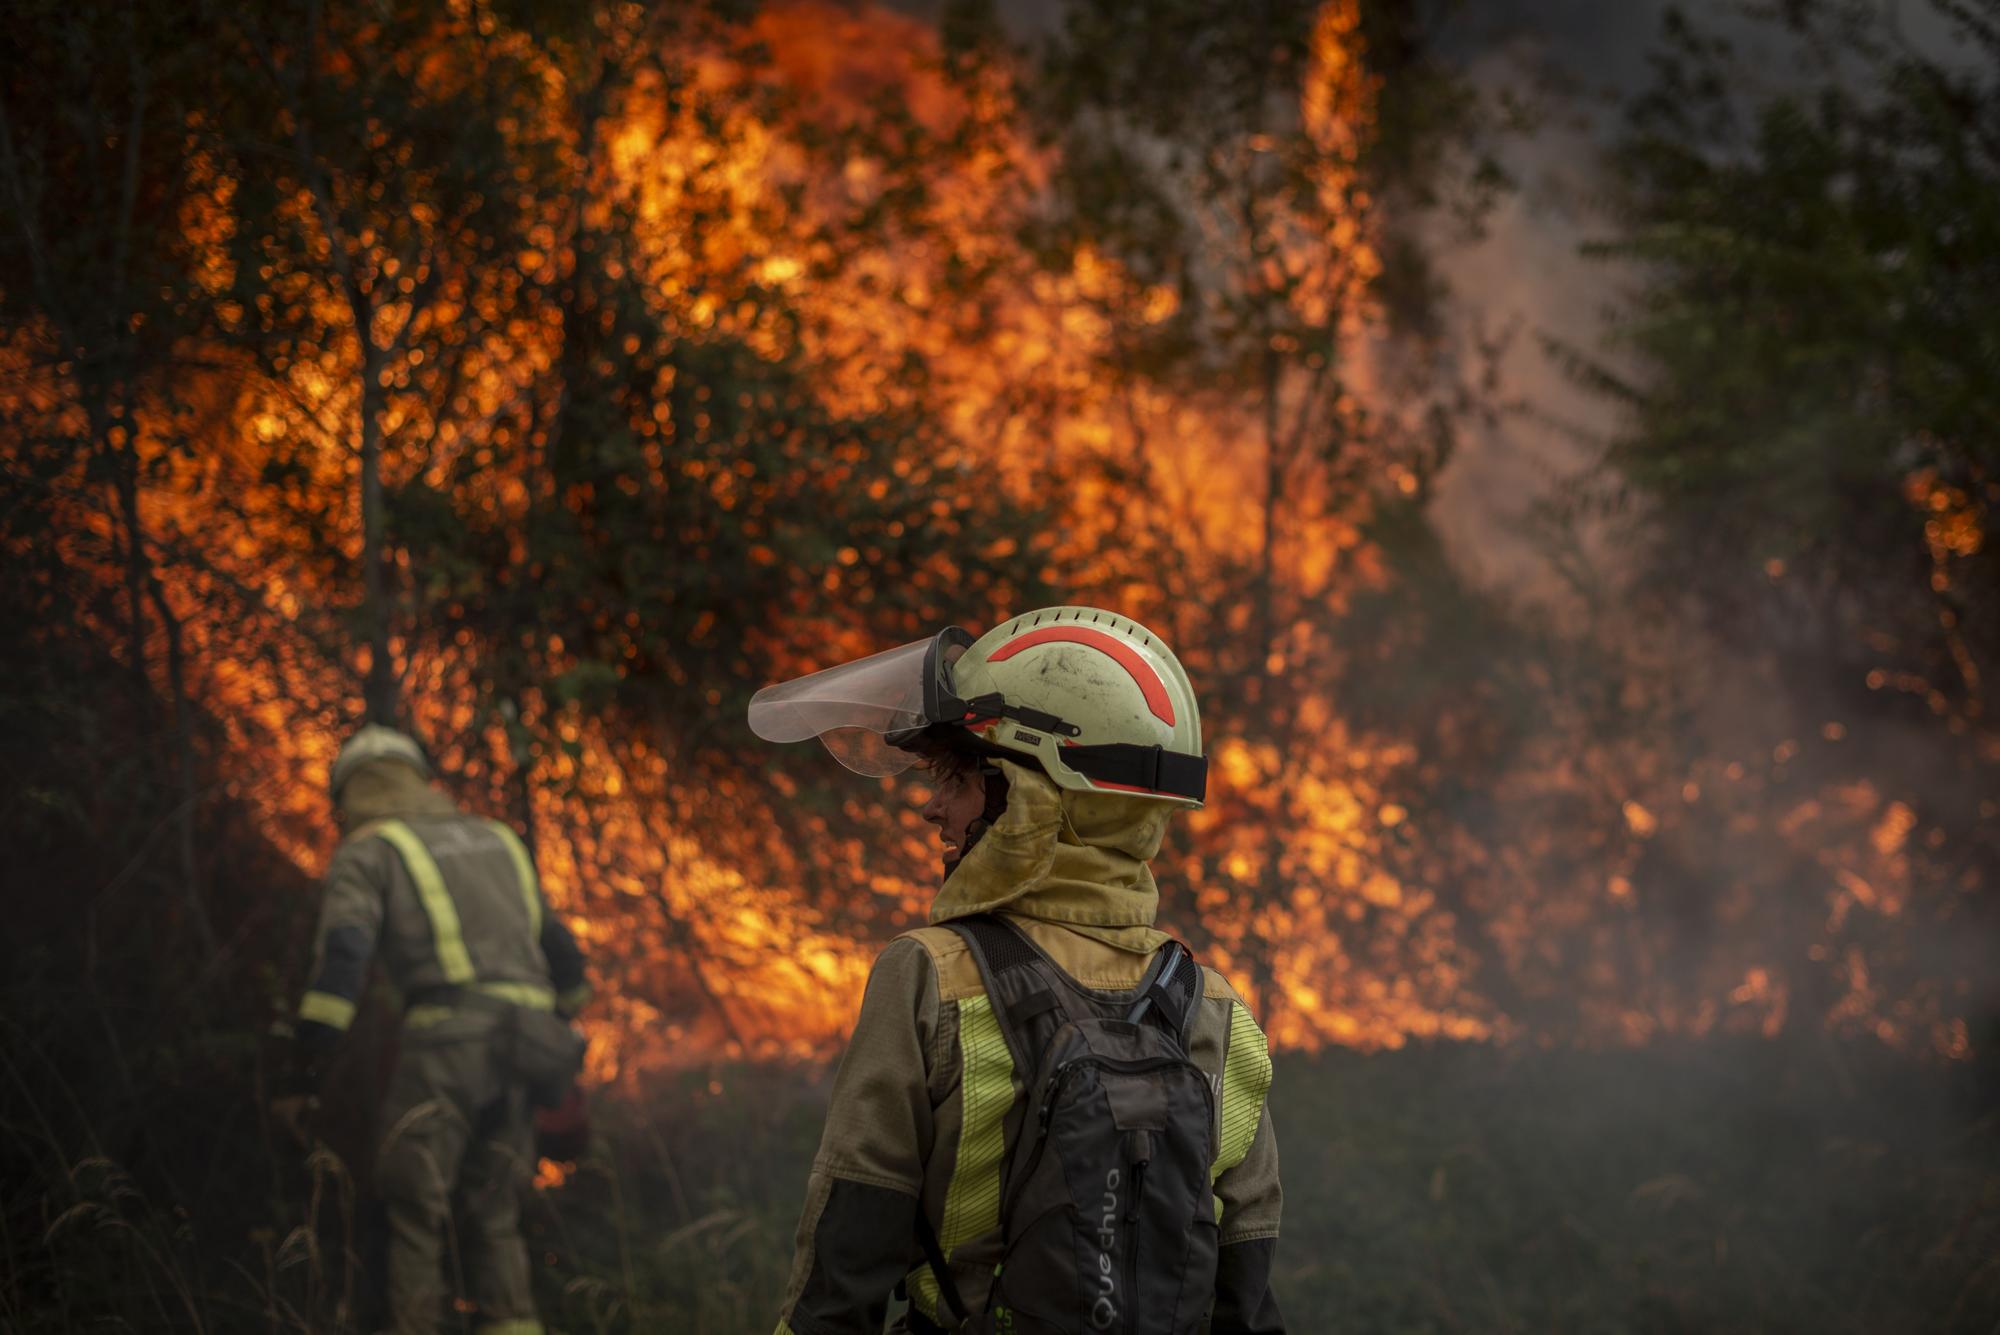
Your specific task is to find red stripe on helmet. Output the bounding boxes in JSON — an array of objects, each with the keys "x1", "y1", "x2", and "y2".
[{"x1": 986, "y1": 625, "x2": 1176, "y2": 726}]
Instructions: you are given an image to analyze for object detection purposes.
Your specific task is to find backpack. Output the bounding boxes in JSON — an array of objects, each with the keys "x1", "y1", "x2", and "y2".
[{"x1": 918, "y1": 914, "x2": 1219, "y2": 1334}]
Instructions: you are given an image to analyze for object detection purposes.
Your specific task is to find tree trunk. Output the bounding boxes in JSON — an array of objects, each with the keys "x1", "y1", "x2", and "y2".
[
  {"x1": 104, "y1": 380, "x2": 217, "y2": 958},
  {"x1": 105, "y1": 403, "x2": 153, "y2": 711},
  {"x1": 1254, "y1": 343, "x2": 1282, "y2": 695},
  {"x1": 146, "y1": 568, "x2": 216, "y2": 959},
  {"x1": 359, "y1": 359, "x2": 396, "y2": 724},
  {"x1": 504, "y1": 698, "x2": 539, "y2": 856}
]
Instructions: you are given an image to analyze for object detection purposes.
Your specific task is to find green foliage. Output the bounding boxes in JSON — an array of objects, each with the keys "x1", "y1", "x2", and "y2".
[{"x1": 1583, "y1": 0, "x2": 1998, "y2": 721}]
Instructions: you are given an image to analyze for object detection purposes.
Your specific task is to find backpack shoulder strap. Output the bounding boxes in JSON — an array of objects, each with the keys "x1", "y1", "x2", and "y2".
[
  {"x1": 1125, "y1": 940, "x2": 1206, "y2": 1049},
  {"x1": 945, "y1": 913, "x2": 1073, "y2": 1078},
  {"x1": 1172, "y1": 949, "x2": 1207, "y2": 1045}
]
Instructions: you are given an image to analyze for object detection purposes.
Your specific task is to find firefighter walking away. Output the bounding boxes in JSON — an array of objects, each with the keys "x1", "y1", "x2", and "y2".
[{"x1": 272, "y1": 724, "x2": 592, "y2": 1335}]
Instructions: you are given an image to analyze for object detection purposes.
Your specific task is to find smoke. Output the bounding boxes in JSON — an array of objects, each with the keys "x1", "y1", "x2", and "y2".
[
  {"x1": 1420, "y1": 0, "x2": 1971, "y2": 604},
  {"x1": 1421, "y1": 0, "x2": 1709, "y2": 605}
]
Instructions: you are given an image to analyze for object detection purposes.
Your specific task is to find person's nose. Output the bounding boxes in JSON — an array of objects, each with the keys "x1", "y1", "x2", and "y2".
[{"x1": 921, "y1": 788, "x2": 945, "y2": 825}]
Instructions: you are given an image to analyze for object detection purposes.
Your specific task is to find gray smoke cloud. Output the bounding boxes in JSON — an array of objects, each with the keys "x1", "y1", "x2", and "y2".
[{"x1": 1419, "y1": 0, "x2": 1969, "y2": 603}]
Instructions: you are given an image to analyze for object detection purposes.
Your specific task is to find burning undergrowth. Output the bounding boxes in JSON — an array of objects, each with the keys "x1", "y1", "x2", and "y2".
[{"x1": 1, "y1": 0, "x2": 1991, "y2": 1092}]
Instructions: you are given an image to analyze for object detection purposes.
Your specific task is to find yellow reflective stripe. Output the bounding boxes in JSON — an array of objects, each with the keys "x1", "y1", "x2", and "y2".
[
  {"x1": 375, "y1": 820, "x2": 474, "y2": 984},
  {"x1": 906, "y1": 1264, "x2": 941, "y2": 1321},
  {"x1": 1214, "y1": 1000, "x2": 1273, "y2": 1178},
  {"x1": 477, "y1": 981, "x2": 554, "y2": 1010},
  {"x1": 772, "y1": 1324, "x2": 796, "y2": 1335},
  {"x1": 405, "y1": 983, "x2": 553, "y2": 1030},
  {"x1": 908, "y1": 993, "x2": 1015, "y2": 1318},
  {"x1": 472, "y1": 1321, "x2": 544, "y2": 1335},
  {"x1": 405, "y1": 1004, "x2": 454, "y2": 1029},
  {"x1": 943, "y1": 995, "x2": 1013, "y2": 1245},
  {"x1": 486, "y1": 819, "x2": 541, "y2": 937},
  {"x1": 556, "y1": 983, "x2": 593, "y2": 1015},
  {"x1": 299, "y1": 990, "x2": 357, "y2": 1030}
]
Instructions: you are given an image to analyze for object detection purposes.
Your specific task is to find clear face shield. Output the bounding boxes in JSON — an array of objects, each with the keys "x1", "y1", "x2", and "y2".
[{"x1": 747, "y1": 627, "x2": 974, "y2": 776}]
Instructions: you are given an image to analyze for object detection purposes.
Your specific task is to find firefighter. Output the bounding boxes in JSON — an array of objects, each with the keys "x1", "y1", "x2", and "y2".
[
  {"x1": 751, "y1": 607, "x2": 1285, "y2": 1333},
  {"x1": 271, "y1": 724, "x2": 591, "y2": 1335}
]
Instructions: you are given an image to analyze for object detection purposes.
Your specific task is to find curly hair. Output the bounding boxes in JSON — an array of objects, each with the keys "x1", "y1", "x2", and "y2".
[{"x1": 904, "y1": 726, "x2": 984, "y2": 781}]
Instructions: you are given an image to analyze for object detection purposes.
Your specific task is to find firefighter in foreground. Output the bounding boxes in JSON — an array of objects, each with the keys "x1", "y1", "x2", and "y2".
[
  {"x1": 751, "y1": 606, "x2": 1285, "y2": 1333},
  {"x1": 273, "y1": 725, "x2": 591, "y2": 1335}
]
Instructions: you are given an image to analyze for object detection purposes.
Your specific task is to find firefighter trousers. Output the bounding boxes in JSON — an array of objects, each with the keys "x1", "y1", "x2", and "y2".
[{"x1": 375, "y1": 1013, "x2": 541, "y2": 1335}]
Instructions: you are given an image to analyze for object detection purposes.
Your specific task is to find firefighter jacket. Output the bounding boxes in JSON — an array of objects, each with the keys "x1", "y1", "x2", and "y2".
[
  {"x1": 774, "y1": 761, "x2": 1285, "y2": 1334},
  {"x1": 294, "y1": 758, "x2": 590, "y2": 1059}
]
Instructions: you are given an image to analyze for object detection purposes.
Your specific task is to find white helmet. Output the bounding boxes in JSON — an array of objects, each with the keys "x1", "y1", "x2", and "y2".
[
  {"x1": 330, "y1": 723, "x2": 431, "y2": 798},
  {"x1": 748, "y1": 605, "x2": 1206, "y2": 807}
]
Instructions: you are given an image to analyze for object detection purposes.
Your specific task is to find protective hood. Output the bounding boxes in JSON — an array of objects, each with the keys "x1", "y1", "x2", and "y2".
[
  {"x1": 929, "y1": 760, "x2": 1173, "y2": 954},
  {"x1": 337, "y1": 756, "x2": 456, "y2": 825}
]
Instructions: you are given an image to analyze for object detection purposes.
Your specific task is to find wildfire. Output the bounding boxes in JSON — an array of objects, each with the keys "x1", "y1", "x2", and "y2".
[{"x1": 9, "y1": 0, "x2": 1979, "y2": 1087}]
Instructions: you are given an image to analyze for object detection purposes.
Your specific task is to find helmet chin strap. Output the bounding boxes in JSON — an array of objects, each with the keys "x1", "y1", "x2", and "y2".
[{"x1": 940, "y1": 762, "x2": 1011, "y2": 882}]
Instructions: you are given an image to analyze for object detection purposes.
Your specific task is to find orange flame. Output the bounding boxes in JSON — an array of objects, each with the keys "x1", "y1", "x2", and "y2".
[{"x1": 8, "y1": 0, "x2": 1979, "y2": 1084}]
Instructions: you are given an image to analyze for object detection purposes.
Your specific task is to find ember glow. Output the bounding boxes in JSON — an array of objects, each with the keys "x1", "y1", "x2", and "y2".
[{"x1": 9, "y1": 0, "x2": 1982, "y2": 1089}]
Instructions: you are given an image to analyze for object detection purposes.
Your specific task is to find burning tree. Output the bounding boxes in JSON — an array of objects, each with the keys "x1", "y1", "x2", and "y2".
[
  {"x1": 1, "y1": 0, "x2": 1990, "y2": 1083},
  {"x1": 4, "y1": 2, "x2": 2000, "y2": 1330}
]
